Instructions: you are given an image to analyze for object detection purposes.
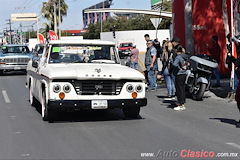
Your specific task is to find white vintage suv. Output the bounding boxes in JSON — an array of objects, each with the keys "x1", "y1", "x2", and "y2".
[{"x1": 26, "y1": 40, "x2": 147, "y2": 121}]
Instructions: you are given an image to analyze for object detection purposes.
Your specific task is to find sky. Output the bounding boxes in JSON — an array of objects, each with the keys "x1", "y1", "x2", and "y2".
[{"x1": 0, "y1": 0, "x2": 151, "y2": 32}]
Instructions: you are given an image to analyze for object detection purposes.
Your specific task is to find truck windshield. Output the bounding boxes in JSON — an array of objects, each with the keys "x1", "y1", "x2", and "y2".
[
  {"x1": 2, "y1": 46, "x2": 30, "y2": 54},
  {"x1": 49, "y1": 44, "x2": 119, "y2": 64}
]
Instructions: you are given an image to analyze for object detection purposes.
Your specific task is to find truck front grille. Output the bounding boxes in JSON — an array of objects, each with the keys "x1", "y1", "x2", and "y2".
[
  {"x1": 73, "y1": 80, "x2": 124, "y2": 95},
  {"x1": 5, "y1": 58, "x2": 30, "y2": 64}
]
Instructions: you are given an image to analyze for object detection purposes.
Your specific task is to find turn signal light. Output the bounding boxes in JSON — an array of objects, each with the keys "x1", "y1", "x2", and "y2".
[
  {"x1": 132, "y1": 92, "x2": 137, "y2": 98},
  {"x1": 59, "y1": 92, "x2": 65, "y2": 99}
]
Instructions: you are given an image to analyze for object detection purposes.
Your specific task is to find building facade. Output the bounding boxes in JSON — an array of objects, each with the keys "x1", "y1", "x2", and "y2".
[{"x1": 82, "y1": 0, "x2": 112, "y2": 29}]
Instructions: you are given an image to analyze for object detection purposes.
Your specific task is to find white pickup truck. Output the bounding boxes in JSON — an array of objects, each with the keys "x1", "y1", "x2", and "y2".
[{"x1": 26, "y1": 39, "x2": 147, "y2": 122}]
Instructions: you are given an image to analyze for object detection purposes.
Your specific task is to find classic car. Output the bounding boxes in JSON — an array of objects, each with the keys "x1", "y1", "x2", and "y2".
[
  {"x1": 0, "y1": 44, "x2": 32, "y2": 75},
  {"x1": 118, "y1": 42, "x2": 133, "y2": 58},
  {"x1": 26, "y1": 39, "x2": 147, "y2": 122}
]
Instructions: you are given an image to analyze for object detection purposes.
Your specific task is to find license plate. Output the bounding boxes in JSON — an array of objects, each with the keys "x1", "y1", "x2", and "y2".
[
  {"x1": 91, "y1": 100, "x2": 108, "y2": 109},
  {"x1": 14, "y1": 66, "x2": 21, "y2": 70},
  {"x1": 124, "y1": 52, "x2": 129, "y2": 54}
]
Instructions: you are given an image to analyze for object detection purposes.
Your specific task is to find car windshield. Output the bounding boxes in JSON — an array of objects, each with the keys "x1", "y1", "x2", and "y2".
[
  {"x1": 48, "y1": 44, "x2": 119, "y2": 64},
  {"x1": 120, "y1": 43, "x2": 132, "y2": 47},
  {"x1": 2, "y1": 46, "x2": 30, "y2": 54}
]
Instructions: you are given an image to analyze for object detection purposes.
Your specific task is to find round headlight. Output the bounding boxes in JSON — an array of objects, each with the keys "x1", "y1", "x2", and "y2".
[
  {"x1": 135, "y1": 85, "x2": 143, "y2": 92},
  {"x1": 53, "y1": 84, "x2": 61, "y2": 93},
  {"x1": 126, "y1": 84, "x2": 134, "y2": 93},
  {"x1": 63, "y1": 84, "x2": 71, "y2": 93}
]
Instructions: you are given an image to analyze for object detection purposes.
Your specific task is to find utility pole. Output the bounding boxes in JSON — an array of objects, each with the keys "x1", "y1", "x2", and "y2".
[
  {"x1": 58, "y1": 0, "x2": 61, "y2": 39},
  {"x1": 6, "y1": 19, "x2": 12, "y2": 44},
  {"x1": 20, "y1": 23, "x2": 23, "y2": 44},
  {"x1": 54, "y1": 0, "x2": 57, "y2": 33}
]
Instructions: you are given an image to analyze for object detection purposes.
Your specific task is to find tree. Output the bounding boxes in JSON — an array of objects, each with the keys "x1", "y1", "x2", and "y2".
[
  {"x1": 83, "y1": 14, "x2": 170, "y2": 39},
  {"x1": 39, "y1": 23, "x2": 50, "y2": 38},
  {"x1": 41, "y1": 0, "x2": 68, "y2": 31}
]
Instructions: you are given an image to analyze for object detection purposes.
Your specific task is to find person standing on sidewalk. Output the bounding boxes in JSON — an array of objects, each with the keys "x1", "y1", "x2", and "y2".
[
  {"x1": 207, "y1": 35, "x2": 221, "y2": 87},
  {"x1": 145, "y1": 40, "x2": 157, "y2": 91},
  {"x1": 172, "y1": 46, "x2": 189, "y2": 111},
  {"x1": 129, "y1": 44, "x2": 139, "y2": 70}
]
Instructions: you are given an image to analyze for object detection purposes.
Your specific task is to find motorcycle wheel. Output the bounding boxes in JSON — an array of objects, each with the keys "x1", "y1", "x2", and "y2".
[{"x1": 192, "y1": 83, "x2": 207, "y2": 101}]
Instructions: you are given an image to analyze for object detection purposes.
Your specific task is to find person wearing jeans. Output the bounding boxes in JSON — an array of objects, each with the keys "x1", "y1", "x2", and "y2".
[
  {"x1": 213, "y1": 67, "x2": 221, "y2": 86},
  {"x1": 129, "y1": 44, "x2": 139, "y2": 70},
  {"x1": 145, "y1": 40, "x2": 157, "y2": 91},
  {"x1": 163, "y1": 67, "x2": 175, "y2": 100}
]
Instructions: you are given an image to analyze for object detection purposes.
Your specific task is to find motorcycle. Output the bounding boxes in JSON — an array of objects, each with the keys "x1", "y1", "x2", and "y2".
[{"x1": 185, "y1": 54, "x2": 218, "y2": 101}]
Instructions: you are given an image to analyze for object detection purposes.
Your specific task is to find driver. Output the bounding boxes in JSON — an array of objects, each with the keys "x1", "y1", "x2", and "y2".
[{"x1": 50, "y1": 52, "x2": 60, "y2": 63}]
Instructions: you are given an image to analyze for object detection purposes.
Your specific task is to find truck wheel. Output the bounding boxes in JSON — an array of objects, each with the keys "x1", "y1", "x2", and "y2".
[
  {"x1": 0, "y1": 70, "x2": 4, "y2": 76},
  {"x1": 123, "y1": 107, "x2": 140, "y2": 118},
  {"x1": 192, "y1": 83, "x2": 207, "y2": 101},
  {"x1": 41, "y1": 90, "x2": 54, "y2": 122},
  {"x1": 29, "y1": 85, "x2": 38, "y2": 107}
]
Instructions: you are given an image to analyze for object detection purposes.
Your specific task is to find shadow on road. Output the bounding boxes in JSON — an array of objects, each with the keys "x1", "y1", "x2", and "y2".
[
  {"x1": 209, "y1": 79, "x2": 232, "y2": 98},
  {"x1": 34, "y1": 104, "x2": 144, "y2": 123},
  {"x1": 1, "y1": 71, "x2": 26, "y2": 76},
  {"x1": 209, "y1": 118, "x2": 237, "y2": 126}
]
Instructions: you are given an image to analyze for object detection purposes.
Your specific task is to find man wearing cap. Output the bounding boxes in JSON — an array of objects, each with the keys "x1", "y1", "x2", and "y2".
[
  {"x1": 145, "y1": 40, "x2": 157, "y2": 91},
  {"x1": 129, "y1": 44, "x2": 139, "y2": 70},
  {"x1": 171, "y1": 37, "x2": 186, "y2": 59}
]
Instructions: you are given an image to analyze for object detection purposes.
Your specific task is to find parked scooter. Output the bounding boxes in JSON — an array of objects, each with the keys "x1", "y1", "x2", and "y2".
[{"x1": 185, "y1": 54, "x2": 218, "y2": 101}]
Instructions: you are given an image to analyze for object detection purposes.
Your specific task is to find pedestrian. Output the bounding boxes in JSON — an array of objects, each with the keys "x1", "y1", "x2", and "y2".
[
  {"x1": 154, "y1": 39, "x2": 162, "y2": 83},
  {"x1": 129, "y1": 44, "x2": 139, "y2": 70},
  {"x1": 235, "y1": 58, "x2": 240, "y2": 127},
  {"x1": 172, "y1": 46, "x2": 189, "y2": 111},
  {"x1": 144, "y1": 34, "x2": 151, "y2": 42},
  {"x1": 145, "y1": 40, "x2": 157, "y2": 91},
  {"x1": 226, "y1": 34, "x2": 238, "y2": 94},
  {"x1": 227, "y1": 35, "x2": 240, "y2": 127},
  {"x1": 169, "y1": 37, "x2": 186, "y2": 90},
  {"x1": 161, "y1": 38, "x2": 175, "y2": 100},
  {"x1": 143, "y1": 34, "x2": 151, "y2": 84},
  {"x1": 207, "y1": 35, "x2": 221, "y2": 87}
]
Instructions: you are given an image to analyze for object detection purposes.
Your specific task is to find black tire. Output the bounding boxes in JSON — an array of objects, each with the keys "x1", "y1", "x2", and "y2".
[
  {"x1": 192, "y1": 83, "x2": 207, "y2": 101},
  {"x1": 41, "y1": 90, "x2": 54, "y2": 122},
  {"x1": 29, "y1": 85, "x2": 38, "y2": 107},
  {"x1": 0, "y1": 70, "x2": 4, "y2": 76},
  {"x1": 123, "y1": 107, "x2": 140, "y2": 118}
]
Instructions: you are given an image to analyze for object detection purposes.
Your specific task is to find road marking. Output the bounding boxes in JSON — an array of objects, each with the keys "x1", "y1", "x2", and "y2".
[
  {"x1": 227, "y1": 143, "x2": 240, "y2": 149},
  {"x1": 2, "y1": 90, "x2": 11, "y2": 103}
]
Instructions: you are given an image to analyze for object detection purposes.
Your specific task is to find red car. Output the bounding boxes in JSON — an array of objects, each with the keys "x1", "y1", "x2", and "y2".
[{"x1": 118, "y1": 42, "x2": 133, "y2": 58}]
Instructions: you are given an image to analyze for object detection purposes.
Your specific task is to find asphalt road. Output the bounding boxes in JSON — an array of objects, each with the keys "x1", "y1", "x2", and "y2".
[{"x1": 0, "y1": 72, "x2": 239, "y2": 160}]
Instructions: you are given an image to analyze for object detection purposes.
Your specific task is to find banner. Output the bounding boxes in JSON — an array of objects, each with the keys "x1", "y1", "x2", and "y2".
[
  {"x1": 49, "y1": 30, "x2": 58, "y2": 40},
  {"x1": 37, "y1": 33, "x2": 45, "y2": 44}
]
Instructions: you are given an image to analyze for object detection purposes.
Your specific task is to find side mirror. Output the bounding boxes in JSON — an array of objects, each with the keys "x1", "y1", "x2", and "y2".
[
  {"x1": 32, "y1": 60, "x2": 39, "y2": 68},
  {"x1": 32, "y1": 56, "x2": 39, "y2": 68}
]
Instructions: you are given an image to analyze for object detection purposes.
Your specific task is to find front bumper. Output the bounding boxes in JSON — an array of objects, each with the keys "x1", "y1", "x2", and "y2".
[
  {"x1": 48, "y1": 98, "x2": 147, "y2": 110},
  {"x1": 0, "y1": 64, "x2": 27, "y2": 71}
]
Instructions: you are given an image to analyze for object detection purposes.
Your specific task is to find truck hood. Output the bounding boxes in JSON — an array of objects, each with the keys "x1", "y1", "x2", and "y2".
[{"x1": 41, "y1": 63, "x2": 145, "y2": 81}]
